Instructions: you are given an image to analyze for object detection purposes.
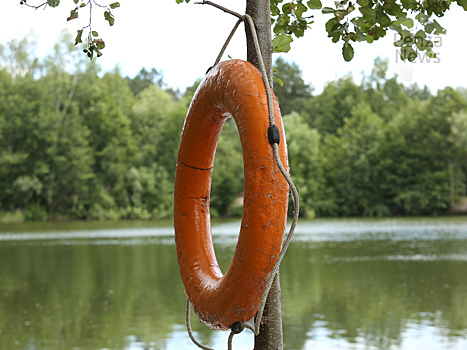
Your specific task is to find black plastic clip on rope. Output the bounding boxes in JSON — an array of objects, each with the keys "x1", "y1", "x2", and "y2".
[{"x1": 267, "y1": 125, "x2": 281, "y2": 145}]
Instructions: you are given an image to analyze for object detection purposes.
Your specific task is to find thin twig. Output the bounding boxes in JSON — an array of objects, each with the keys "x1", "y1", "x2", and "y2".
[
  {"x1": 195, "y1": 0, "x2": 245, "y2": 20},
  {"x1": 21, "y1": 1, "x2": 48, "y2": 10},
  {"x1": 92, "y1": 0, "x2": 108, "y2": 8}
]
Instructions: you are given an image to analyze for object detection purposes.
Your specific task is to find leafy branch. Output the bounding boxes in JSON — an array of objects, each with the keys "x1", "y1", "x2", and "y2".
[
  {"x1": 19, "y1": 0, "x2": 120, "y2": 59},
  {"x1": 270, "y1": 0, "x2": 465, "y2": 62}
]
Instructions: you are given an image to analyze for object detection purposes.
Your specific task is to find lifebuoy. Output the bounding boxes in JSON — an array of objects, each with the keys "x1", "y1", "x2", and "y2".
[{"x1": 174, "y1": 59, "x2": 289, "y2": 331}]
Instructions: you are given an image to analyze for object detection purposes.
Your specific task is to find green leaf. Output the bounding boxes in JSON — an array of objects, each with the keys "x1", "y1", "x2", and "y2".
[
  {"x1": 400, "y1": 46, "x2": 416, "y2": 61},
  {"x1": 425, "y1": 22, "x2": 435, "y2": 33},
  {"x1": 424, "y1": 40, "x2": 434, "y2": 50},
  {"x1": 273, "y1": 76, "x2": 284, "y2": 87},
  {"x1": 307, "y1": 0, "x2": 322, "y2": 10},
  {"x1": 282, "y1": 3, "x2": 295, "y2": 15},
  {"x1": 355, "y1": 26, "x2": 365, "y2": 40},
  {"x1": 75, "y1": 29, "x2": 83, "y2": 45},
  {"x1": 426, "y1": 50, "x2": 437, "y2": 59},
  {"x1": 93, "y1": 39, "x2": 105, "y2": 50},
  {"x1": 274, "y1": 23, "x2": 286, "y2": 35},
  {"x1": 272, "y1": 34, "x2": 293, "y2": 53},
  {"x1": 104, "y1": 11, "x2": 115, "y2": 26},
  {"x1": 295, "y1": 2, "x2": 308, "y2": 17},
  {"x1": 109, "y1": 2, "x2": 120, "y2": 9},
  {"x1": 357, "y1": 0, "x2": 369, "y2": 6},
  {"x1": 457, "y1": 0, "x2": 467, "y2": 10},
  {"x1": 67, "y1": 9, "x2": 78, "y2": 21},
  {"x1": 334, "y1": 22, "x2": 348, "y2": 33},
  {"x1": 293, "y1": 21, "x2": 307, "y2": 37},
  {"x1": 271, "y1": 4, "x2": 280, "y2": 16},
  {"x1": 415, "y1": 30, "x2": 426, "y2": 38},
  {"x1": 73, "y1": 0, "x2": 78, "y2": 3},
  {"x1": 92, "y1": 31, "x2": 99, "y2": 37},
  {"x1": 391, "y1": 23, "x2": 402, "y2": 34},
  {"x1": 375, "y1": 26, "x2": 386, "y2": 39},
  {"x1": 322, "y1": 7, "x2": 336, "y2": 14},
  {"x1": 366, "y1": 34, "x2": 374, "y2": 43},
  {"x1": 377, "y1": 12, "x2": 391, "y2": 27},
  {"x1": 433, "y1": 19, "x2": 446, "y2": 34},
  {"x1": 325, "y1": 17, "x2": 339, "y2": 34},
  {"x1": 398, "y1": 17, "x2": 414, "y2": 28},
  {"x1": 393, "y1": 39, "x2": 403, "y2": 47},
  {"x1": 415, "y1": 12, "x2": 428, "y2": 24},
  {"x1": 47, "y1": 0, "x2": 60, "y2": 7},
  {"x1": 408, "y1": 50, "x2": 417, "y2": 62},
  {"x1": 359, "y1": 7, "x2": 376, "y2": 20},
  {"x1": 342, "y1": 43, "x2": 354, "y2": 61}
]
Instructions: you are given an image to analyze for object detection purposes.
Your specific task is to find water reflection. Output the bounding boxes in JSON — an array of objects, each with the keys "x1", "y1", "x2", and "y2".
[{"x1": 0, "y1": 217, "x2": 466, "y2": 349}]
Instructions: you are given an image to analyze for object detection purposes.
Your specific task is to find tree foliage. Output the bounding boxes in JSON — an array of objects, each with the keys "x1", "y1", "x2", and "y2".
[
  {"x1": 20, "y1": 0, "x2": 120, "y2": 58},
  {"x1": 270, "y1": 0, "x2": 466, "y2": 61},
  {"x1": 19, "y1": 0, "x2": 467, "y2": 62},
  {"x1": 1, "y1": 36, "x2": 467, "y2": 221},
  {"x1": 273, "y1": 56, "x2": 313, "y2": 115}
]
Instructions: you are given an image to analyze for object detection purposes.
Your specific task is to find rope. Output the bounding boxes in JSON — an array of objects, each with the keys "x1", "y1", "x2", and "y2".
[
  {"x1": 186, "y1": 299, "x2": 215, "y2": 350},
  {"x1": 243, "y1": 13, "x2": 300, "y2": 336},
  {"x1": 185, "y1": 10, "x2": 300, "y2": 350},
  {"x1": 213, "y1": 18, "x2": 243, "y2": 68},
  {"x1": 187, "y1": 298, "x2": 256, "y2": 350},
  {"x1": 243, "y1": 15, "x2": 275, "y2": 126}
]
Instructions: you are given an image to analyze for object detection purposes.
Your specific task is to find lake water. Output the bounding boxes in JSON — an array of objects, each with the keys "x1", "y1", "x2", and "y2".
[{"x1": 1, "y1": 217, "x2": 467, "y2": 350}]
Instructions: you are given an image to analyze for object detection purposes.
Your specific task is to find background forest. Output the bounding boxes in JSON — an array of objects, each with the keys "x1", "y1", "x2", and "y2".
[{"x1": 1, "y1": 32, "x2": 467, "y2": 222}]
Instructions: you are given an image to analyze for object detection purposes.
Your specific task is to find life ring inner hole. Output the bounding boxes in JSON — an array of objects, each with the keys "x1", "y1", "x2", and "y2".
[{"x1": 210, "y1": 116, "x2": 245, "y2": 274}]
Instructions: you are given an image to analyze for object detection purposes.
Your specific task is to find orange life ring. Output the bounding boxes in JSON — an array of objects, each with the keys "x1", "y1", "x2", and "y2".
[{"x1": 174, "y1": 59, "x2": 289, "y2": 331}]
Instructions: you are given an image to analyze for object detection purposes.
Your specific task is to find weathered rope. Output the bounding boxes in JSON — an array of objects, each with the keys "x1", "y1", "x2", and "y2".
[
  {"x1": 244, "y1": 13, "x2": 300, "y2": 336},
  {"x1": 213, "y1": 18, "x2": 243, "y2": 68},
  {"x1": 186, "y1": 299, "x2": 215, "y2": 350},
  {"x1": 185, "y1": 9, "x2": 300, "y2": 350},
  {"x1": 243, "y1": 15, "x2": 275, "y2": 126},
  {"x1": 187, "y1": 298, "x2": 255, "y2": 350}
]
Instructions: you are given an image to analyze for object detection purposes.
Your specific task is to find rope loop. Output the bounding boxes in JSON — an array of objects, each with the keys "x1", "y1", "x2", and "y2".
[{"x1": 186, "y1": 299, "x2": 215, "y2": 350}]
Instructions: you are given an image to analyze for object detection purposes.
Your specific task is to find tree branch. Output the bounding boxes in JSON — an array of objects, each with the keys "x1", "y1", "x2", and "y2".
[
  {"x1": 20, "y1": 1, "x2": 48, "y2": 10},
  {"x1": 194, "y1": 1, "x2": 244, "y2": 21}
]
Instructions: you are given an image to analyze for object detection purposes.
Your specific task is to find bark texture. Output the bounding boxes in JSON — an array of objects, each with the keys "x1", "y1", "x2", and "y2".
[
  {"x1": 245, "y1": 1, "x2": 284, "y2": 349},
  {"x1": 246, "y1": 0, "x2": 274, "y2": 84},
  {"x1": 254, "y1": 274, "x2": 283, "y2": 350}
]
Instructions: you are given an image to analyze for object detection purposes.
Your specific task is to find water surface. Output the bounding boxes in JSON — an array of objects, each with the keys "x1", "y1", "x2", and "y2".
[{"x1": 1, "y1": 217, "x2": 466, "y2": 349}]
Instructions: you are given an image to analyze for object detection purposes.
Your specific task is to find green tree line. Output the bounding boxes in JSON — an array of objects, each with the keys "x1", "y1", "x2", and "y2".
[{"x1": 1, "y1": 33, "x2": 466, "y2": 222}]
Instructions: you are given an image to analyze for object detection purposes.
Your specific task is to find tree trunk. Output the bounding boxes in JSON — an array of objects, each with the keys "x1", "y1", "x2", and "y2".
[
  {"x1": 245, "y1": 0, "x2": 273, "y2": 84},
  {"x1": 254, "y1": 274, "x2": 283, "y2": 350},
  {"x1": 245, "y1": 1, "x2": 284, "y2": 349}
]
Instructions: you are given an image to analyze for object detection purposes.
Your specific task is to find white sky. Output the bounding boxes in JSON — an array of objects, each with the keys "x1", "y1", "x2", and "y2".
[{"x1": 0, "y1": 0, "x2": 465, "y2": 94}]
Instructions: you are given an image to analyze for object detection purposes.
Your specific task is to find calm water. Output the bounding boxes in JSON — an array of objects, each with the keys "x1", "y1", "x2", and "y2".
[{"x1": 1, "y1": 217, "x2": 467, "y2": 350}]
